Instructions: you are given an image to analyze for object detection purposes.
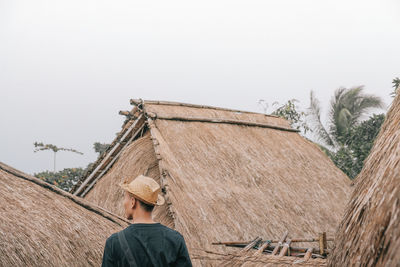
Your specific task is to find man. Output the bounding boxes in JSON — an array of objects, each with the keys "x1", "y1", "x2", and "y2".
[{"x1": 102, "y1": 175, "x2": 192, "y2": 267}]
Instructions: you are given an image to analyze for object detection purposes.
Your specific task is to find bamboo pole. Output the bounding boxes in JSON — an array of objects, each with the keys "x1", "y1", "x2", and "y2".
[
  {"x1": 271, "y1": 231, "x2": 288, "y2": 255},
  {"x1": 304, "y1": 247, "x2": 314, "y2": 261},
  {"x1": 242, "y1": 237, "x2": 262, "y2": 252},
  {"x1": 278, "y1": 239, "x2": 292, "y2": 257},
  {"x1": 212, "y1": 237, "x2": 333, "y2": 245},
  {"x1": 319, "y1": 232, "x2": 327, "y2": 256},
  {"x1": 217, "y1": 243, "x2": 330, "y2": 255},
  {"x1": 253, "y1": 240, "x2": 271, "y2": 256}
]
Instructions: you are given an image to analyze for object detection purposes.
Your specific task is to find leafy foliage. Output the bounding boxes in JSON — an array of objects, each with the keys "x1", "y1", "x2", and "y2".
[
  {"x1": 34, "y1": 167, "x2": 85, "y2": 192},
  {"x1": 34, "y1": 142, "x2": 83, "y2": 154},
  {"x1": 271, "y1": 99, "x2": 311, "y2": 134},
  {"x1": 93, "y1": 142, "x2": 110, "y2": 155},
  {"x1": 392, "y1": 77, "x2": 400, "y2": 97},
  {"x1": 329, "y1": 114, "x2": 385, "y2": 179},
  {"x1": 308, "y1": 91, "x2": 335, "y2": 147},
  {"x1": 34, "y1": 142, "x2": 107, "y2": 192},
  {"x1": 308, "y1": 87, "x2": 384, "y2": 149}
]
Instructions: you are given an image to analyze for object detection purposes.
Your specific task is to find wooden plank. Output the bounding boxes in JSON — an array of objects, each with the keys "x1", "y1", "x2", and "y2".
[{"x1": 271, "y1": 231, "x2": 288, "y2": 256}]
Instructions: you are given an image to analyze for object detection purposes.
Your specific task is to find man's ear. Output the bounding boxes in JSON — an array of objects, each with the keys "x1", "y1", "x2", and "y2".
[{"x1": 131, "y1": 197, "x2": 137, "y2": 209}]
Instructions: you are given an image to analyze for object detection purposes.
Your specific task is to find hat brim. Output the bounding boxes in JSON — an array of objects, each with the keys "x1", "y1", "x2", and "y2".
[{"x1": 120, "y1": 182, "x2": 165, "y2": 206}]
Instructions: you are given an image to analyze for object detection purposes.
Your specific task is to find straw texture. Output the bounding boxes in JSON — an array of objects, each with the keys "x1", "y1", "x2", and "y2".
[
  {"x1": 0, "y1": 162, "x2": 129, "y2": 267},
  {"x1": 191, "y1": 249, "x2": 327, "y2": 267},
  {"x1": 85, "y1": 132, "x2": 174, "y2": 228},
  {"x1": 78, "y1": 100, "x2": 350, "y2": 265},
  {"x1": 328, "y1": 93, "x2": 400, "y2": 267}
]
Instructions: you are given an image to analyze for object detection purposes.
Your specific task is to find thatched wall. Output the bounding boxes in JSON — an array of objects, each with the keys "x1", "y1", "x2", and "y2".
[
  {"x1": 328, "y1": 93, "x2": 400, "y2": 267},
  {"x1": 0, "y1": 162, "x2": 129, "y2": 267},
  {"x1": 85, "y1": 132, "x2": 174, "y2": 228}
]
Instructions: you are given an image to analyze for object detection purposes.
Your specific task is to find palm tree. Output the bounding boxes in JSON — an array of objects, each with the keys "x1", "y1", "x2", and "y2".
[{"x1": 308, "y1": 86, "x2": 384, "y2": 150}]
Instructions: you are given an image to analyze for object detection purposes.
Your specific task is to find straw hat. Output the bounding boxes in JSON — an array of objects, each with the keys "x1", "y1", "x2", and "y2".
[{"x1": 120, "y1": 175, "x2": 165, "y2": 206}]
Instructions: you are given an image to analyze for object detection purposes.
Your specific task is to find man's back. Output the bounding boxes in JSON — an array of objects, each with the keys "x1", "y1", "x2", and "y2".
[{"x1": 102, "y1": 223, "x2": 192, "y2": 267}]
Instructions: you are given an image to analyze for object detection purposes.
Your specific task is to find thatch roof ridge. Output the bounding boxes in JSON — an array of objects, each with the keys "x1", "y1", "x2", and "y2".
[
  {"x1": 131, "y1": 98, "x2": 282, "y2": 118},
  {"x1": 147, "y1": 113, "x2": 299, "y2": 132},
  {"x1": 0, "y1": 161, "x2": 129, "y2": 227}
]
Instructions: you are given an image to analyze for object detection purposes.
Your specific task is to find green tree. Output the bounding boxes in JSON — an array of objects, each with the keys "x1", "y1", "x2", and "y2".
[
  {"x1": 34, "y1": 142, "x2": 83, "y2": 172},
  {"x1": 34, "y1": 142, "x2": 111, "y2": 192},
  {"x1": 331, "y1": 114, "x2": 385, "y2": 178},
  {"x1": 93, "y1": 142, "x2": 110, "y2": 155},
  {"x1": 308, "y1": 86, "x2": 384, "y2": 149},
  {"x1": 35, "y1": 168, "x2": 85, "y2": 192}
]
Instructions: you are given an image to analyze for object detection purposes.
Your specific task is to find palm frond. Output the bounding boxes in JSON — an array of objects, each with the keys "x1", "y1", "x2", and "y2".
[{"x1": 307, "y1": 91, "x2": 335, "y2": 147}]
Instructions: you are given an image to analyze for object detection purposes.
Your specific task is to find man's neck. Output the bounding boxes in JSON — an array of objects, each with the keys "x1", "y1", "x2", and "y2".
[{"x1": 132, "y1": 212, "x2": 155, "y2": 224}]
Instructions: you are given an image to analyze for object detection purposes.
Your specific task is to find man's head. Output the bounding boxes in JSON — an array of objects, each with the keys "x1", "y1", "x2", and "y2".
[
  {"x1": 123, "y1": 191, "x2": 155, "y2": 220},
  {"x1": 120, "y1": 175, "x2": 165, "y2": 221}
]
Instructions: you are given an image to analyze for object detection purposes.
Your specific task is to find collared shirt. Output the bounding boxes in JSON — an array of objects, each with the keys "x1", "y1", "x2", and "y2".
[{"x1": 102, "y1": 223, "x2": 192, "y2": 267}]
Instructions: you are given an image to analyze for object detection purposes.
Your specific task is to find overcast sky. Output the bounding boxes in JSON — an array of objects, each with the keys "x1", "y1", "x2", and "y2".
[{"x1": 1, "y1": 0, "x2": 399, "y2": 174}]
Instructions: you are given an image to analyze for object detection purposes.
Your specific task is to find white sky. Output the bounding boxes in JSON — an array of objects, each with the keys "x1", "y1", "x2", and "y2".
[{"x1": 1, "y1": 0, "x2": 399, "y2": 174}]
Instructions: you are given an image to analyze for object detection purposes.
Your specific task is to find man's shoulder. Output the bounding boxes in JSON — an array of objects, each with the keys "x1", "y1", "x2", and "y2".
[
  {"x1": 105, "y1": 231, "x2": 120, "y2": 246},
  {"x1": 158, "y1": 224, "x2": 185, "y2": 240}
]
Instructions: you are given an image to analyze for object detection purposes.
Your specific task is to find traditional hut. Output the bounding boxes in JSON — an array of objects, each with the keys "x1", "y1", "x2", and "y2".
[
  {"x1": 328, "y1": 93, "x2": 400, "y2": 266},
  {"x1": 72, "y1": 100, "x2": 350, "y2": 264},
  {"x1": 0, "y1": 162, "x2": 129, "y2": 267}
]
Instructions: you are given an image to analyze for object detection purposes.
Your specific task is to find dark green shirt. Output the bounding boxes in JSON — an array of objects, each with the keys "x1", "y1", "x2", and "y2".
[{"x1": 101, "y1": 223, "x2": 192, "y2": 267}]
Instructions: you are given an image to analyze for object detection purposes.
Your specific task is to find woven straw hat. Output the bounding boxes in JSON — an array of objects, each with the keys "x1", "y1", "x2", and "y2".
[{"x1": 120, "y1": 175, "x2": 165, "y2": 206}]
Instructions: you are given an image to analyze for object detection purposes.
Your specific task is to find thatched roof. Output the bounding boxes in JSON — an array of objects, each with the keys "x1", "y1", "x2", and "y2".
[
  {"x1": 328, "y1": 93, "x2": 400, "y2": 267},
  {"x1": 72, "y1": 100, "x2": 350, "y2": 265},
  {"x1": 0, "y1": 162, "x2": 129, "y2": 267}
]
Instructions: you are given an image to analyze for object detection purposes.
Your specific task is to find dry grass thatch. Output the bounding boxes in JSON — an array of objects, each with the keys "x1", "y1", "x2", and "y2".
[
  {"x1": 0, "y1": 162, "x2": 129, "y2": 267},
  {"x1": 328, "y1": 93, "x2": 400, "y2": 267},
  {"x1": 191, "y1": 249, "x2": 327, "y2": 267},
  {"x1": 74, "y1": 100, "x2": 351, "y2": 265}
]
